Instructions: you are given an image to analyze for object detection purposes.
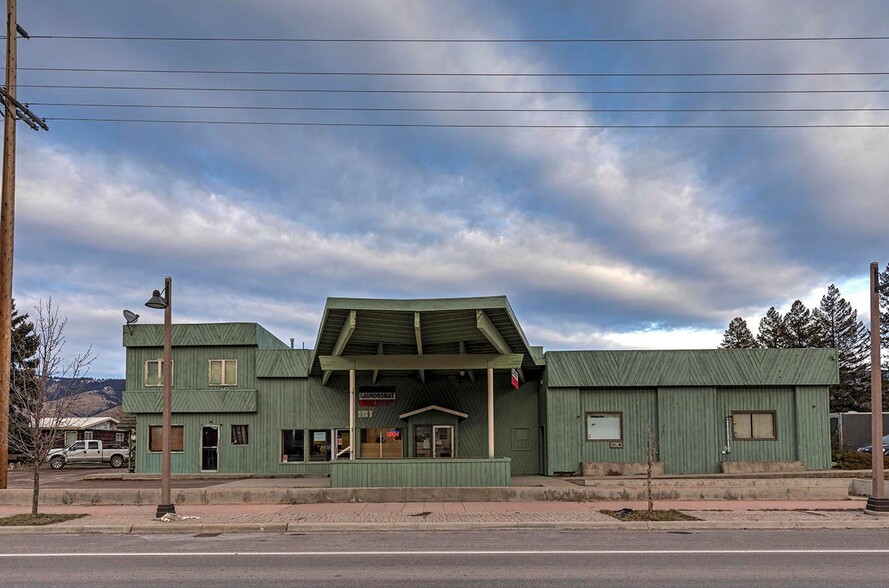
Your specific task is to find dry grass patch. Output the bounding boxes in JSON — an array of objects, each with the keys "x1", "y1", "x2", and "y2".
[
  {"x1": 0, "y1": 513, "x2": 87, "y2": 526},
  {"x1": 602, "y1": 509, "x2": 699, "y2": 522}
]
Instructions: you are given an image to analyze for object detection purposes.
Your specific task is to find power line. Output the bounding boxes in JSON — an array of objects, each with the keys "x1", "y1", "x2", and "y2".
[
  {"x1": 17, "y1": 66, "x2": 889, "y2": 77},
  {"x1": 9, "y1": 34, "x2": 889, "y2": 43},
  {"x1": 42, "y1": 117, "x2": 889, "y2": 128},
  {"x1": 15, "y1": 84, "x2": 889, "y2": 95},
  {"x1": 28, "y1": 102, "x2": 889, "y2": 114}
]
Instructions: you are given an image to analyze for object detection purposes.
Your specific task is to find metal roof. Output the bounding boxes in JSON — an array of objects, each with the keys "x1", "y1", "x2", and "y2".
[
  {"x1": 545, "y1": 348, "x2": 839, "y2": 388},
  {"x1": 310, "y1": 295, "x2": 539, "y2": 376}
]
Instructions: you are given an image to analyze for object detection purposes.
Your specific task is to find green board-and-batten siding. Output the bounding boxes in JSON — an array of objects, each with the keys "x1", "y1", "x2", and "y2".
[
  {"x1": 545, "y1": 349, "x2": 839, "y2": 388},
  {"x1": 123, "y1": 323, "x2": 289, "y2": 349},
  {"x1": 544, "y1": 385, "x2": 832, "y2": 475},
  {"x1": 329, "y1": 458, "x2": 511, "y2": 487},
  {"x1": 125, "y1": 373, "x2": 539, "y2": 476}
]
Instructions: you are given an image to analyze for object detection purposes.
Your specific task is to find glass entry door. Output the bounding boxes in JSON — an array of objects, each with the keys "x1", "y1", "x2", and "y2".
[
  {"x1": 201, "y1": 426, "x2": 219, "y2": 471},
  {"x1": 415, "y1": 425, "x2": 454, "y2": 458}
]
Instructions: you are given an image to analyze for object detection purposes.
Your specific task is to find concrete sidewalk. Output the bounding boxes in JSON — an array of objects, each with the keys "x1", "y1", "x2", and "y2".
[{"x1": 1, "y1": 497, "x2": 885, "y2": 534}]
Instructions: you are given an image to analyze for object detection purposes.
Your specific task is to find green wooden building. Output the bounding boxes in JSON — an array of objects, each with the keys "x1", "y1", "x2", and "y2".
[{"x1": 122, "y1": 296, "x2": 838, "y2": 485}]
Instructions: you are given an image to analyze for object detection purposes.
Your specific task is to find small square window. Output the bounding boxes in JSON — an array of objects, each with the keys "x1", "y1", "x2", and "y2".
[
  {"x1": 84, "y1": 431, "x2": 93, "y2": 440},
  {"x1": 209, "y1": 359, "x2": 237, "y2": 386},
  {"x1": 231, "y1": 424, "x2": 249, "y2": 446},
  {"x1": 116, "y1": 432, "x2": 125, "y2": 443},
  {"x1": 149, "y1": 425, "x2": 184, "y2": 452},
  {"x1": 511, "y1": 427, "x2": 531, "y2": 451},
  {"x1": 586, "y1": 412, "x2": 623, "y2": 441},
  {"x1": 732, "y1": 412, "x2": 776, "y2": 440}
]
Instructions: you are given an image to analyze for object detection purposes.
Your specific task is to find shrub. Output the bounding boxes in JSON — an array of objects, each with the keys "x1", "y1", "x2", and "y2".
[{"x1": 832, "y1": 450, "x2": 889, "y2": 470}]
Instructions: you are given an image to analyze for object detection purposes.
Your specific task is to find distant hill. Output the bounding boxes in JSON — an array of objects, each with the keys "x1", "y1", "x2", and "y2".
[{"x1": 47, "y1": 378, "x2": 126, "y2": 417}]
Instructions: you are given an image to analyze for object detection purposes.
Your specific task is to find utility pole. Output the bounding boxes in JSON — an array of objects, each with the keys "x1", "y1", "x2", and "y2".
[
  {"x1": 0, "y1": 0, "x2": 46, "y2": 490},
  {"x1": 0, "y1": 0, "x2": 19, "y2": 491}
]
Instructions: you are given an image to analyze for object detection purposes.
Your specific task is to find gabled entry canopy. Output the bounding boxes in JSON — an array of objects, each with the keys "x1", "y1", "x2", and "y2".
[{"x1": 310, "y1": 296, "x2": 540, "y2": 381}]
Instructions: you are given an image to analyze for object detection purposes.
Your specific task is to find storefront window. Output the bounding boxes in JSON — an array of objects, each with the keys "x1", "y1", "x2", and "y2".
[
  {"x1": 281, "y1": 429, "x2": 305, "y2": 462},
  {"x1": 360, "y1": 427, "x2": 403, "y2": 458},
  {"x1": 309, "y1": 430, "x2": 331, "y2": 461}
]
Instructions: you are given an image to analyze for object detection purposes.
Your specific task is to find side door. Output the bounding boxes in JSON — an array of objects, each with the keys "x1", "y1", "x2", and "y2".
[{"x1": 86, "y1": 440, "x2": 102, "y2": 463}]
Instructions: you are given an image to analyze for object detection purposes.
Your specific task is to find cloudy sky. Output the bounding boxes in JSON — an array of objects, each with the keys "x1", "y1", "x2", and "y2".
[{"x1": 8, "y1": 1, "x2": 889, "y2": 377}]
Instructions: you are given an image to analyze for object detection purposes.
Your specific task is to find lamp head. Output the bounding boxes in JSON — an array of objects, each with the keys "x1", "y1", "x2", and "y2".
[
  {"x1": 145, "y1": 289, "x2": 168, "y2": 309},
  {"x1": 123, "y1": 310, "x2": 140, "y2": 324}
]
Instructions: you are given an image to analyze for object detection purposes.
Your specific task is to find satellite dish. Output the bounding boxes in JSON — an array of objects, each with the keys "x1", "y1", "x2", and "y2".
[{"x1": 123, "y1": 309, "x2": 140, "y2": 325}]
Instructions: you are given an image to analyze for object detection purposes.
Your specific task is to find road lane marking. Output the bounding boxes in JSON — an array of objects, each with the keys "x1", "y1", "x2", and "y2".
[{"x1": 3, "y1": 549, "x2": 889, "y2": 558}]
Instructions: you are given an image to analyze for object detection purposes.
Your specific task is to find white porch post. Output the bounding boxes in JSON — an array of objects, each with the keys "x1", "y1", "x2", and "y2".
[
  {"x1": 349, "y1": 368, "x2": 356, "y2": 460},
  {"x1": 487, "y1": 366, "x2": 494, "y2": 458}
]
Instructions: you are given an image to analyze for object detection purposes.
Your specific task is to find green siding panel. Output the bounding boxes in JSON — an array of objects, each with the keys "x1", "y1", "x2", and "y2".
[
  {"x1": 794, "y1": 386, "x2": 832, "y2": 469},
  {"x1": 546, "y1": 349, "x2": 839, "y2": 388},
  {"x1": 717, "y1": 387, "x2": 797, "y2": 464},
  {"x1": 124, "y1": 323, "x2": 287, "y2": 349},
  {"x1": 545, "y1": 387, "x2": 581, "y2": 475},
  {"x1": 657, "y1": 387, "x2": 721, "y2": 474},
  {"x1": 580, "y1": 388, "x2": 658, "y2": 465},
  {"x1": 256, "y1": 349, "x2": 311, "y2": 378},
  {"x1": 330, "y1": 458, "x2": 511, "y2": 487},
  {"x1": 124, "y1": 389, "x2": 257, "y2": 413},
  {"x1": 132, "y1": 373, "x2": 539, "y2": 476}
]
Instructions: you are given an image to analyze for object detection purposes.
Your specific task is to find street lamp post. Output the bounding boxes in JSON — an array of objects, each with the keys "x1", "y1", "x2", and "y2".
[
  {"x1": 866, "y1": 263, "x2": 889, "y2": 514},
  {"x1": 146, "y1": 276, "x2": 175, "y2": 518}
]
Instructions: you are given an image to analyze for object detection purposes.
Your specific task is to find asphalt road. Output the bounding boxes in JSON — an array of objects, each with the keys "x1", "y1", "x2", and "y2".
[{"x1": 0, "y1": 529, "x2": 886, "y2": 587}]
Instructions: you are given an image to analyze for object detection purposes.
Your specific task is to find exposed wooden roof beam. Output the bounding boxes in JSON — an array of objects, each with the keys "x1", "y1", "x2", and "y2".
[
  {"x1": 459, "y1": 341, "x2": 475, "y2": 382},
  {"x1": 322, "y1": 310, "x2": 356, "y2": 385},
  {"x1": 371, "y1": 342, "x2": 383, "y2": 385},
  {"x1": 414, "y1": 312, "x2": 425, "y2": 383},
  {"x1": 477, "y1": 310, "x2": 524, "y2": 381},
  {"x1": 320, "y1": 353, "x2": 524, "y2": 371}
]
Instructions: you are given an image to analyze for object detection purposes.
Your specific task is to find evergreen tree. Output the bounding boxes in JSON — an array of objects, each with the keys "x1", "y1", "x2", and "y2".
[
  {"x1": 719, "y1": 317, "x2": 760, "y2": 349},
  {"x1": 9, "y1": 301, "x2": 39, "y2": 454},
  {"x1": 757, "y1": 307, "x2": 787, "y2": 348},
  {"x1": 783, "y1": 300, "x2": 819, "y2": 348},
  {"x1": 814, "y1": 285, "x2": 870, "y2": 412}
]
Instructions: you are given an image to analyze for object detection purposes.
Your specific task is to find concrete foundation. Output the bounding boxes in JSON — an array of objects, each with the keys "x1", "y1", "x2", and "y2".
[
  {"x1": 720, "y1": 461, "x2": 806, "y2": 474},
  {"x1": 582, "y1": 462, "x2": 664, "y2": 476}
]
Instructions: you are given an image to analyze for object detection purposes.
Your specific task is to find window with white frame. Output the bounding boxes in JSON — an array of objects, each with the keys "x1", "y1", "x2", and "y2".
[
  {"x1": 84, "y1": 431, "x2": 93, "y2": 440},
  {"x1": 209, "y1": 359, "x2": 237, "y2": 386},
  {"x1": 145, "y1": 359, "x2": 172, "y2": 387},
  {"x1": 585, "y1": 412, "x2": 623, "y2": 441},
  {"x1": 732, "y1": 411, "x2": 777, "y2": 440}
]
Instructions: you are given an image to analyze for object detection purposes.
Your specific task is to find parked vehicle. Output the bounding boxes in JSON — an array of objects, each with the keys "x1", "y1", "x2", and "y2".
[
  {"x1": 47, "y1": 440, "x2": 129, "y2": 469},
  {"x1": 857, "y1": 434, "x2": 889, "y2": 455}
]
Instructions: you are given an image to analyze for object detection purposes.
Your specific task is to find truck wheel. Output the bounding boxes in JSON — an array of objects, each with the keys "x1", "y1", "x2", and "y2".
[
  {"x1": 50, "y1": 457, "x2": 65, "y2": 470},
  {"x1": 109, "y1": 455, "x2": 124, "y2": 468}
]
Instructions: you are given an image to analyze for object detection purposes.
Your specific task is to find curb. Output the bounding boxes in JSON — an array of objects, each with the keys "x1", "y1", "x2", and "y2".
[{"x1": 2, "y1": 519, "x2": 889, "y2": 535}]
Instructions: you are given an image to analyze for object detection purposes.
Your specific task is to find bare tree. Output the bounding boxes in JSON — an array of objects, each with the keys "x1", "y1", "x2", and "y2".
[
  {"x1": 8, "y1": 298, "x2": 95, "y2": 515},
  {"x1": 645, "y1": 424, "x2": 658, "y2": 514}
]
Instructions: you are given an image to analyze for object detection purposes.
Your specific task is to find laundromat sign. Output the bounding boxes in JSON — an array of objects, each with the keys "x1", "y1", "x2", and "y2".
[{"x1": 358, "y1": 389, "x2": 396, "y2": 407}]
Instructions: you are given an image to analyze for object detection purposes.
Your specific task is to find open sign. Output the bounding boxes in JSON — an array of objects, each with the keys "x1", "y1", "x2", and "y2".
[{"x1": 386, "y1": 430, "x2": 401, "y2": 438}]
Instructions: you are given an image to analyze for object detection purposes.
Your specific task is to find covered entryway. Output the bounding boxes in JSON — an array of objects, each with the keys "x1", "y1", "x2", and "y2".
[
  {"x1": 311, "y1": 296, "x2": 544, "y2": 485},
  {"x1": 400, "y1": 405, "x2": 468, "y2": 458}
]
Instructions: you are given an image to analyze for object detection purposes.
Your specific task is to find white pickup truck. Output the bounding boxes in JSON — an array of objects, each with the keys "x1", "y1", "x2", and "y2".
[{"x1": 47, "y1": 440, "x2": 129, "y2": 469}]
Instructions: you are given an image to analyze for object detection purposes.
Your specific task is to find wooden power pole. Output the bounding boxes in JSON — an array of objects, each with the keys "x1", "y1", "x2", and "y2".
[
  {"x1": 0, "y1": 0, "x2": 49, "y2": 489},
  {"x1": 0, "y1": 0, "x2": 19, "y2": 491}
]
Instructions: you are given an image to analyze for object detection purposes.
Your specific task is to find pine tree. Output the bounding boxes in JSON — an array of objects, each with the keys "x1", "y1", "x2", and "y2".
[
  {"x1": 783, "y1": 300, "x2": 819, "y2": 348},
  {"x1": 9, "y1": 300, "x2": 40, "y2": 455},
  {"x1": 814, "y1": 285, "x2": 870, "y2": 412},
  {"x1": 719, "y1": 317, "x2": 760, "y2": 349},
  {"x1": 757, "y1": 307, "x2": 787, "y2": 348}
]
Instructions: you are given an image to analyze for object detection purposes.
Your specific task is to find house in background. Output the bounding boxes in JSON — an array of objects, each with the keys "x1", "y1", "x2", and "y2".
[
  {"x1": 122, "y1": 296, "x2": 839, "y2": 486},
  {"x1": 40, "y1": 416, "x2": 123, "y2": 447}
]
